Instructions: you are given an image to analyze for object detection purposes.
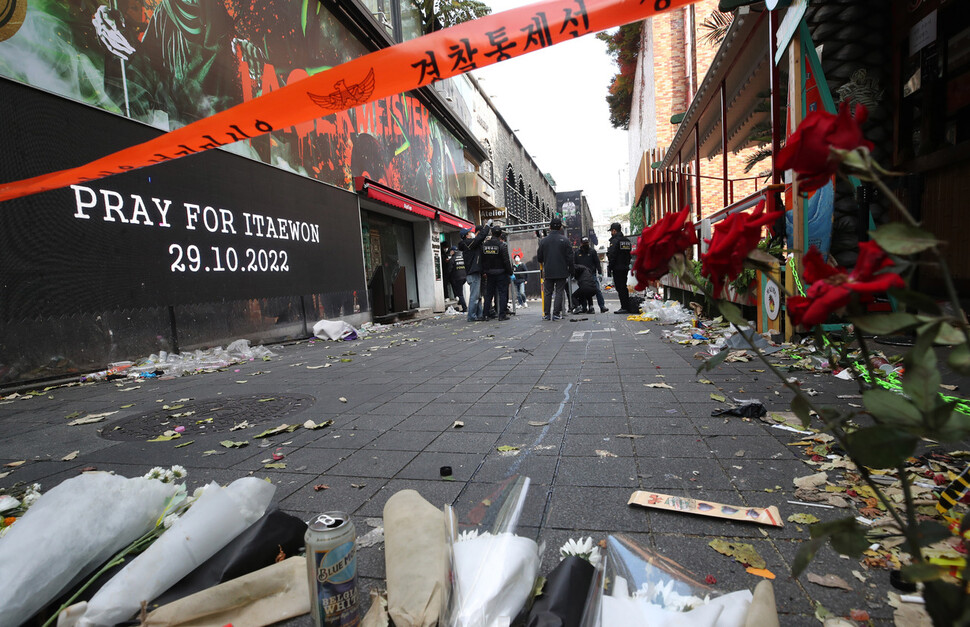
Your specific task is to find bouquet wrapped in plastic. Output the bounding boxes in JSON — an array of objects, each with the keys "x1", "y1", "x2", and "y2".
[
  {"x1": 446, "y1": 476, "x2": 542, "y2": 627},
  {"x1": 580, "y1": 534, "x2": 754, "y2": 627}
]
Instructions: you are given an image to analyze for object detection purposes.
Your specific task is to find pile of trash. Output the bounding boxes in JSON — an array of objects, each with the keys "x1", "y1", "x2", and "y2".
[{"x1": 81, "y1": 340, "x2": 277, "y2": 382}]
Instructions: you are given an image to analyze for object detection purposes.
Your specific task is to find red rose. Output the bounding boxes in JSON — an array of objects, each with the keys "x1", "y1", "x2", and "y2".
[
  {"x1": 786, "y1": 241, "x2": 905, "y2": 327},
  {"x1": 776, "y1": 101, "x2": 873, "y2": 192},
  {"x1": 632, "y1": 206, "x2": 698, "y2": 289},
  {"x1": 700, "y1": 199, "x2": 784, "y2": 298}
]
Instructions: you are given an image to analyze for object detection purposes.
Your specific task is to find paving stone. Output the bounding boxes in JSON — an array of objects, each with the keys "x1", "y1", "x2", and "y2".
[{"x1": 327, "y1": 449, "x2": 418, "y2": 478}]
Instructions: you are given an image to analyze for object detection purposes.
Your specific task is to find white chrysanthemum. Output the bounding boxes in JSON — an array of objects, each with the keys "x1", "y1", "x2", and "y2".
[
  {"x1": 144, "y1": 467, "x2": 166, "y2": 480},
  {"x1": 162, "y1": 513, "x2": 180, "y2": 529},
  {"x1": 559, "y1": 537, "x2": 602, "y2": 567},
  {"x1": 456, "y1": 529, "x2": 481, "y2": 543},
  {"x1": 169, "y1": 465, "x2": 187, "y2": 479},
  {"x1": 22, "y1": 484, "x2": 42, "y2": 508}
]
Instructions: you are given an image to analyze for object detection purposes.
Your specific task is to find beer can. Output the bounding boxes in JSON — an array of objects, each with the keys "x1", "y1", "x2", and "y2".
[{"x1": 305, "y1": 512, "x2": 360, "y2": 627}]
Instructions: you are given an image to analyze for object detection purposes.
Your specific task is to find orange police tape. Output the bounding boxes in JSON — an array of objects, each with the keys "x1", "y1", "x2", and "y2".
[{"x1": 0, "y1": 0, "x2": 700, "y2": 204}]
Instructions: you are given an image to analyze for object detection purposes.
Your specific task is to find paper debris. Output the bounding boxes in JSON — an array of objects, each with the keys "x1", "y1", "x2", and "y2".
[
  {"x1": 61, "y1": 451, "x2": 79, "y2": 461},
  {"x1": 745, "y1": 567, "x2": 775, "y2": 579},
  {"x1": 793, "y1": 472, "x2": 828, "y2": 490},
  {"x1": 629, "y1": 490, "x2": 783, "y2": 527},
  {"x1": 304, "y1": 419, "x2": 334, "y2": 430},
  {"x1": 452, "y1": 421, "x2": 464, "y2": 429},
  {"x1": 595, "y1": 450, "x2": 618, "y2": 458},
  {"x1": 645, "y1": 383, "x2": 674, "y2": 389},
  {"x1": 339, "y1": 397, "x2": 348, "y2": 403}
]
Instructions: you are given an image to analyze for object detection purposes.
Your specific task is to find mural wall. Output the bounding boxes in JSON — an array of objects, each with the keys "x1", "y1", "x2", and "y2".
[{"x1": 0, "y1": 0, "x2": 469, "y2": 216}]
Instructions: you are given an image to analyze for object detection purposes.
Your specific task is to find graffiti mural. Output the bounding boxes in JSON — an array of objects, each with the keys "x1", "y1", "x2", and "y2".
[{"x1": 0, "y1": 0, "x2": 467, "y2": 215}]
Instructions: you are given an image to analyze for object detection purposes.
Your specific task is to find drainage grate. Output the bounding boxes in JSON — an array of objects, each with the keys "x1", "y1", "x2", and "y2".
[{"x1": 101, "y1": 394, "x2": 316, "y2": 441}]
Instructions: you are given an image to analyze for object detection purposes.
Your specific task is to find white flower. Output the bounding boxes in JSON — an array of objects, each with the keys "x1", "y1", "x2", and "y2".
[
  {"x1": 162, "y1": 513, "x2": 180, "y2": 529},
  {"x1": 456, "y1": 529, "x2": 481, "y2": 543},
  {"x1": 559, "y1": 537, "x2": 602, "y2": 567},
  {"x1": 21, "y1": 484, "x2": 42, "y2": 508},
  {"x1": 169, "y1": 465, "x2": 187, "y2": 479},
  {"x1": 144, "y1": 467, "x2": 166, "y2": 480}
]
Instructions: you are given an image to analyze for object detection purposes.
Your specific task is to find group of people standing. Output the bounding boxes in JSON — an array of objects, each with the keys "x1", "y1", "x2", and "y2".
[{"x1": 442, "y1": 218, "x2": 636, "y2": 322}]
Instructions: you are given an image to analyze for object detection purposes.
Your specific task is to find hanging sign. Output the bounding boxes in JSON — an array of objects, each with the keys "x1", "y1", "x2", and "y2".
[{"x1": 0, "y1": 0, "x2": 700, "y2": 204}]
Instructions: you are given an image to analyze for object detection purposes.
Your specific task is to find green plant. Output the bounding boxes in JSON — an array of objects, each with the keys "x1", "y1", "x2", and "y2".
[{"x1": 597, "y1": 22, "x2": 643, "y2": 130}]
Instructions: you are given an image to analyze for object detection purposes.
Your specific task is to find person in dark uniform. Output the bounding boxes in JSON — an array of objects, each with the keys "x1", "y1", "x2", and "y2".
[
  {"x1": 537, "y1": 217, "x2": 574, "y2": 321},
  {"x1": 574, "y1": 237, "x2": 607, "y2": 313},
  {"x1": 570, "y1": 264, "x2": 598, "y2": 314},
  {"x1": 459, "y1": 222, "x2": 491, "y2": 321},
  {"x1": 446, "y1": 247, "x2": 467, "y2": 313},
  {"x1": 512, "y1": 254, "x2": 528, "y2": 308},
  {"x1": 607, "y1": 222, "x2": 633, "y2": 314},
  {"x1": 481, "y1": 227, "x2": 513, "y2": 321}
]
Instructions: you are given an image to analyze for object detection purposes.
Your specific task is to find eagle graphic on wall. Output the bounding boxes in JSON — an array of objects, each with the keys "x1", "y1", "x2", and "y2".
[{"x1": 307, "y1": 68, "x2": 376, "y2": 111}]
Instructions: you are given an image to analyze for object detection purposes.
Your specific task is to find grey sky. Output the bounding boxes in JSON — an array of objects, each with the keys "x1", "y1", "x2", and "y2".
[{"x1": 473, "y1": 0, "x2": 630, "y2": 222}]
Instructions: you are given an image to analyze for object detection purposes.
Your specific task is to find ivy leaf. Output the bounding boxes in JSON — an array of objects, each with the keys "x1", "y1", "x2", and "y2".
[
  {"x1": 915, "y1": 521, "x2": 952, "y2": 547},
  {"x1": 791, "y1": 395, "x2": 813, "y2": 428},
  {"x1": 862, "y1": 388, "x2": 922, "y2": 428},
  {"x1": 901, "y1": 562, "x2": 944, "y2": 583},
  {"x1": 697, "y1": 348, "x2": 729, "y2": 374},
  {"x1": 792, "y1": 537, "x2": 824, "y2": 578},
  {"x1": 717, "y1": 301, "x2": 747, "y2": 326},
  {"x1": 849, "y1": 313, "x2": 918, "y2": 335},
  {"x1": 844, "y1": 426, "x2": 917, "y2": 469},
  {"x1": 810, "y1": 517, "x2": 869, "y2": 557},
  {"x1": 887, "y1": 287, "x2": 941, "y2": 315},
  {"x1": 903, "y1": 358, "x2": 942, "y2": 415},
  {"x1": 869, "y1": 223, "x2": 939, "y2": 255},
  {"x1": 934, "y1": 322, "x2": 965, "y2": 346},
  {"x1": 949, "y1": 343, "x2": 970, "y2": 376}
]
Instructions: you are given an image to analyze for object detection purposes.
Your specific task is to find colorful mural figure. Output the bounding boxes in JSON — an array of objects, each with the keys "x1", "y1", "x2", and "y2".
[{"x1": 0, "y1": 0, "x2": 467, "y2": 215}]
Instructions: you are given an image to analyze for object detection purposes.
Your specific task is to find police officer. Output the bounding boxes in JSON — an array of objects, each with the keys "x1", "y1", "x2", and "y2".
[
  {"x1": 459, "y1": 222, "x2": 491, "y2": 321},
  {"x1": 446, "y1": 247, "x2": 467, "y2": 313},
  {"x1": 607, "y1": 222, "x2": 633, "y2": 314},
  {"x1": 481, "y1": 226, "x2": 513, "y2": 321},
  {"x1": 574, "y1": 237, "x2": 607, "y2": 313},
  {"x1": 537, "y1": 217, "x2": 574, "y2": 320}
]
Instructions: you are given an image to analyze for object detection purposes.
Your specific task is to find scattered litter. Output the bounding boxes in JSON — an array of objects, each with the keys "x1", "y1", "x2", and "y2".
[
  {"x1": 358, "y1": 525, "x2": 385, "y2": 548},
  {"x1": 793, "y1": 472, "x2": 828, "y2": 490},
  {"x1": 264, "y1": 462, "x2": 286, "y2": 469},
  {"x1": 339, "y1": 397, "x2": 348, "y2": 403},
  {"x1": 147, "y1": 431, "x2": 181, "y2": 442},
  {"x1": 304, "y1": 419, "x2": 334, "y2": 430},
  {"x1": 314, "y1": 484, "x2": 329, "y2": 491},
  {"x1": 788, "y1": 500, "x2": 836, "y2": 510},
  {"x1": 230, "y1": 420, "x2": 251, "y2": 431},
  {"x1": 527, "y1": 421, "x2": 549, "y2": 427},
  {"x1": 771, "y1": 424, "x2": 814, "y2": 435},
  {"x1": 644, "y1": 383, "x2": 674, "y2": 389},
  {"x1": 595, "y1": 450, "x2": 618, "y2": 458},
  {"x1": 745, "y1": 568, "x2": 775, "y2": 579},
  {"x1": 254, "y1": 424, "x2": 300, "y2": 438},
  {"x1": 711, "y1": 402, "x2": 766, "y2": 419},
  {"x1": 452, "y1": 421, "x2": 464, "y2": 429},
  {"x1": 629, "y1": 490, "x2": 783, "y2": 527},
  {"x1": 61, "y1": 451, "x2": 79, "y2": 461},
  {"x1": 787, "y1": 513, "x2": 820, "y2": 524},
  {"x1": 219, "y1": 440, "x2": 249, "y2": 448},
  {"x1": 313, "y1": 319, "x2": 360, "y2": 341}
]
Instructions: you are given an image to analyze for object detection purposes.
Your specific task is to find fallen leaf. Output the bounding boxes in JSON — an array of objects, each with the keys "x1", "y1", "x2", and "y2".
[
  {"x1": 264, "y1": 462, "x2": 286, "y2": 469},
  {"x1": 528, "y1": 421, "x2": 549, "y2": 427},
  {"x1": 162, "y1": 404, "x2": 184, "y2": 410},
  {"x1": 708, "y1": 539, "x2": 766, "y2": 569},
  {"x1": 851, "y1": 570, "x2": 866, "y2": 583},
  {"x1": 351, "y1": 483, "x2": 366, "y2": 489},
  {"x1": 120, "y1": 404, "x2": 134, "y2": 409},
  {"x1": 65, "y1": 411, "x2": 81, "y2": 419},
  {"x1": 711, "y1": 393, "x2": 727, "y2": 403},
  {"x1": 4, "y1": 460, "x2": 26, "y2": 468},
  {"x1": 257, "y1": 397, "x2": 275, "y2": 402},
  {"x1": 307, "y1": 365, "x2": 327, "y2": 369},
  {"x1": 339, "y1": 397, "x2": 348, "y2": 403},
  {"x1": 174, "y1": 440, "x2": 194, "y2": 448},
  {"x1": 61, "y1": 451, "x2": 79, "y2": 461},
  {"x1": 202, "y1": 450, "x2": 225, "y2": 456},
  {"x1": 220, "y1": 440, "x2": 249, "y2": 448},
  {"x1": 313, "y1": 484, "x2": 330, "y2": 491},
  {"x1": 787, "y1": 513, "x2": 821, "y2": 524},
  {"x1": 304, "y1": 419, "x2": 334, "y2": 430},
  {"x1": 794, "y1": 472, "x2": 828, "y2": 490},
  {"x1": 645, "y1": 382, "x2": 674, "y2": 389},
  {"x1": 230, "y1": 420, "x2": 251, "y2": 431},
  {"x1": 0, "y1": 471, "x2": 10, "y2": 478},
  {"x1": 496, "y1": 445, "x2": 520, "y2": 452},
  {"x1": 147, "y1": 431, "x2": 181, "y2": 442},
  {"x1": 807, "y1": 572, "x2": 853, "y2": 591},
  {"x1": 615, "y1": 434, "x2": 644, "y2": 439},
  {"x1": 254, "y1": 424, "x2": 300, "y2": 438},
  {"x1": 235, "y1": 380, "x2": 248, "y2": 384},
  {"x1": 941, "y1": 384, "x2": 958, "y2": 391},
  {"x1": 745, "y1": 567, "x2": 775, "y2": 579},
  {"x1": 452, "y1": 420, "x2": 464, "y2": 428},
  {"x1": 534, "y1": 385, "x2": 555, "y2": 391},
  {"x1": 595, "y1": 450, "x2": 618, "y2": 458}
]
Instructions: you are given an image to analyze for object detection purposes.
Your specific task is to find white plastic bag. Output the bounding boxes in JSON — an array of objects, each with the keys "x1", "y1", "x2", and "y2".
[
  {"x1": 0, "y1": 473, "x2": 177, "y2": 627},
  {"x1": 70, "y1": 477, "x2": 275, "y2": 627},
  {"x1": 313, "y1": 319, "x2": 360, "y2": 341}
]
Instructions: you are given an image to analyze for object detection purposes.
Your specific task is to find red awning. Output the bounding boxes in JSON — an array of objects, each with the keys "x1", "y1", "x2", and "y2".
[{"x1": 354, "y1": 177, "x2": 473, "y2": 230}]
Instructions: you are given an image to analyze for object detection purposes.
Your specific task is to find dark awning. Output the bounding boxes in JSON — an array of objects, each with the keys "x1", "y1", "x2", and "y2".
[{"x1": 354, "y1": 177, "x2": 473, "y2": 230}]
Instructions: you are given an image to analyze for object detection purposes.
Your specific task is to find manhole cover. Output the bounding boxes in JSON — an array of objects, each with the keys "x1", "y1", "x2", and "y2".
[{"x1": 101, "y1": 394, "x2": 315, "y2": 441}]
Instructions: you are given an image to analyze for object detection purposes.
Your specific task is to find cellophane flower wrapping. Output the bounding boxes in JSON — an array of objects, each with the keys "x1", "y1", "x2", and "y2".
[
  {"x1": 71, "y1": 477, "x2": 275, "y2": 627},
  {"x1": 446, "y1": 475, "x2": 542, "y2": 627},
  {"x1": 579, "y1": 534, "x2": 753, "y2": 627},
  {"x1": 0, "y1": 472, "x2": 177, "y2": 627}
]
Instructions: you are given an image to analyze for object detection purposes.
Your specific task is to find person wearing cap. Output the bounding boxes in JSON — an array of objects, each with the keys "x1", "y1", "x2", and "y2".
[
  {"x1": 459, "y1": 222, "x2": 491, "y2": 321},
  {"x1": 446, "y1": 246, "x2": 467, "y2": 313},
  {"x1": 481, "y1": 226, "x2": 513, "y2": 321},
  {"x1": 574, "y1": 237, "x2": 607, "y2": 313},
  {"x1": 537, "y1": 217, "x2": 574, "y2": 321},
  {"x1": 607, "y1": 222, "x2": 633, "y2": 314}
]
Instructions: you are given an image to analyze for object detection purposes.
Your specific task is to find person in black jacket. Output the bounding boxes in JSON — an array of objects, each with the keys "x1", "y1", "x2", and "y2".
[
  {"x1": 446, "y1": 247, "x2": 467, "y2": 313},
  {"x1": 537, "y1": 217, "x2": 574, "y2": 320},
  {"x1": 512, "y1": 254, "x2": 528, "y2": 308},
  {"x1": 570, "y1": 265, "x2": 598, "y2": 314},
  {"x1": 607, "y1": 222, "x2": 633, "y2": 314},
  {"x1": 481, "y1": 227, "x2": 513, "y2": 321},
  {"x1": 459, "y1": 222, "x2": 491, "y2": 321},
  {"x1": 574, "y1": 237, "x2": 607, "y2": 313}
]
